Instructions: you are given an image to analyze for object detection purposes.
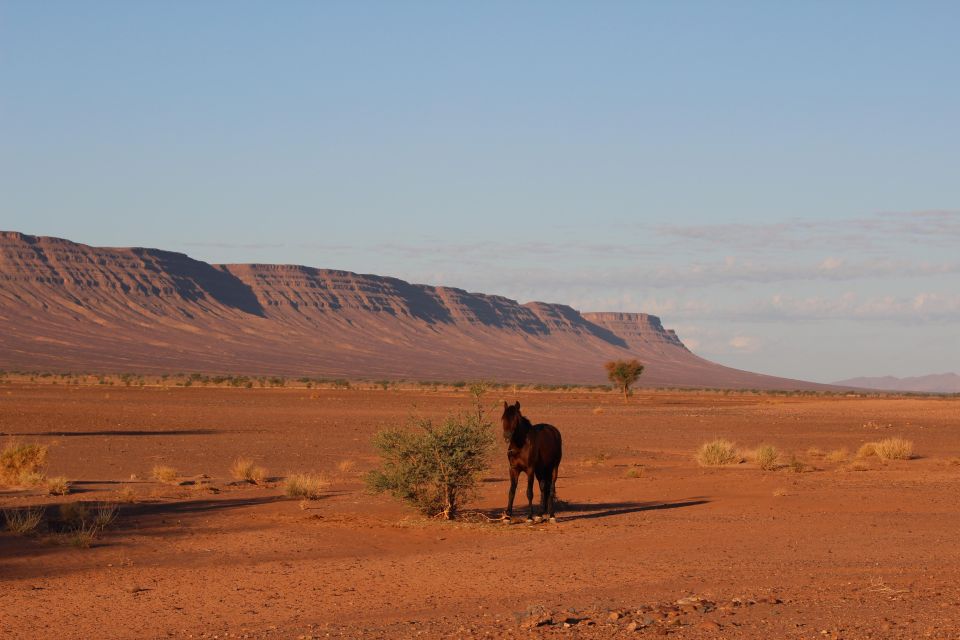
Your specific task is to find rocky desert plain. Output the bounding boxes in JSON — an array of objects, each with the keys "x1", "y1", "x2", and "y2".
[{"x1": 2, "y1": 233, "x2": 960, "y2": 639}]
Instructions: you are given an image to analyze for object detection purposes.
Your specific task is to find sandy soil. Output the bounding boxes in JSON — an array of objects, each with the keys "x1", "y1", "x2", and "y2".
[{"x1": 2, "y1": 385, "x2": 959, "y2": 639}]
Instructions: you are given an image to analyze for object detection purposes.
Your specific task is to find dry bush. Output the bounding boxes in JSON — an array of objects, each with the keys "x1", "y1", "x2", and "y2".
[
  {"x1": 754, "y1": 445, "x2": 780, "y2": 471},
  {"x1": 624, "y1": 466, "x2": 645, "y2": 479},
  {"x1": 116, "y1": 487, "x2": 138, "y2": 503},
  {"x1": 872, "y1": 438, "x2": 914, "y2": 460},
  {"x1": 69, "y1": 522, "x2": 100, "y2": 549},
  {"x1": 3, "y1": 506, "x2": 44, "y2": 535},
  {"x1": 284, "y1": 473, "x2": 329, "y2": 500},
  {"x1": 230, "y1": 458, "x2": 268, "y2": 485},
  {"x1": 857, "y1": 443, "x2": 877, "y2": 459},
  {"x1": 1, "y1": 440, "x2": 48, "y2": 486},
  {"x1": 93, "y1": 503, "x2": 118, "y2": 529},
  {"x1": 151, "y1": 465, "x2": 179, "y2": 484},
  {"x1": 696, "y1": 439, "x2": 741, "y2": 467},
  {"x1": 337, "y1": 459, "x2": 356, "y2": 474},
  {"x1": 786, "y1": 455, "x2": 810, "y2": 473},
  {"x1": 826, "y1": 448, "x2": 849, "y2": 463},
  {"x1": 846, "y1": 460, "x2": 870, "y2": 472},
  {"x1": 46, "y1": 476, "x2": 71, "y2": 496}
]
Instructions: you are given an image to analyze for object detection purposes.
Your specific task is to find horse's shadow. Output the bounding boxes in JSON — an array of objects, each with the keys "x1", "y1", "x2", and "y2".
[
  {"x1": 558, "y1": 498, "x2": 709, "y2": 522},
  {"x1": 479, "y1": 498, "x2": 709, "y2": 523}
]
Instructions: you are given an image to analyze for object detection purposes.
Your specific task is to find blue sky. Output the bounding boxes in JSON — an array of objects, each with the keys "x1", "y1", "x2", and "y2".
[{"x1": 2, "y1": 1, "x2": 958, "y2": 382}]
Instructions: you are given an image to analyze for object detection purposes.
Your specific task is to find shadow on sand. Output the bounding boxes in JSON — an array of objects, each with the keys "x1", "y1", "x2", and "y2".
[{"x1": 1, "y1": 429, "x2": 223, "y2": 437}]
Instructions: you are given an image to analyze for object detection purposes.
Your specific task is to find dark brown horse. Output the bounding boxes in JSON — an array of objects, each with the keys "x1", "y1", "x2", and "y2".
[{"x1": 501, "y1": 401, "x2": 562, "y2": 523}]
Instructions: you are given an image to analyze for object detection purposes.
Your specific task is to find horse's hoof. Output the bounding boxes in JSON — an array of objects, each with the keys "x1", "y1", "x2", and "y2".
[
  {"x1": 549, "y1": 517, "x2": 557, "y2": 524},
  {"x1": 533, "y1": 515, "x2": 542, "y2": 523},
  {"x1": 503, "y1": 516, "x2": 511, "y2": 524},
  {"x1": 525, "y1": 517, "x2": 533, "y2": 524}
]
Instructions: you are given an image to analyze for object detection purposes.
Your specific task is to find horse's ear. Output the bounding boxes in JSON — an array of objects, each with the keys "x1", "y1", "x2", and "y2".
[{"x1": 514, "y1": 401, "x2": 521, "y2": 410}]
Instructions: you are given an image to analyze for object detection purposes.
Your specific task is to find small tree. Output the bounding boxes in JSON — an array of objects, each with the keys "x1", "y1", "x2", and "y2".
[
  {"x1": 605, "y1": 359, "x2": 645, "y2": 403},
  {"x1": 366, "y1": 412, "x2": 493, "y2": 519}
]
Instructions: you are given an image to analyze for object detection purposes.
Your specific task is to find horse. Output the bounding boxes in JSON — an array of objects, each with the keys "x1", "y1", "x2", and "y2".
[{"x1": 501, "y1": 401, "x2": 563, "y2": 523}]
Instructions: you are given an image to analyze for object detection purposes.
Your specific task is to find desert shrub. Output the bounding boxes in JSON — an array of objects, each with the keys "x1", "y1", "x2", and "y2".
[
  {"x1": 754, "y1": 445, "x2": 780, "y2": 471},
  {"x1": 1, "y1": 440, "x2": 48, "y2": 486},
  {"x1": 46, "y1": 476, "x2": 71, "y2": 495},
  {"x1": 872, "y1": 437, "x2": 914, "y2": 460},
  {"x1": 92, "y1": 503, "x2": 118, "y2": 529},
  {"x1": 826, "y1": 448, "x2": 849, "y2": 463},
  {"x1": 284, "y1": 473, "x2": 328, "y2": 499},
  {"x1": 366, "y1": 412, "x2": 494, "y2": 519},
  {"x1": 151, "y1": 465, "x2": 179, "y2": 484},
  {"x1": 3, "y1": 506, "x2": 44, "y2": 535},
  {"x1": 337, "y1": 459, "x2": 356, "y2": 474},
  {"x1": 696, "y1": 439, "x2": 741, "y2": 467},
  {"x1": 230, "y1": 457, "x2": 267, "y2": 484},
  {"x1": 69, "y1": 522, "x2": 100, "y2": 548},
  {"x1": 857, "y1": 442, "x2": 876, "y2": 458}
]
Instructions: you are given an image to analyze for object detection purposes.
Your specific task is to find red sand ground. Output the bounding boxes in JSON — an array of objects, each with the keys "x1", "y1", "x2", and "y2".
[{"x1": 2, "y1": 385, "x2": 959, "y2": 639}]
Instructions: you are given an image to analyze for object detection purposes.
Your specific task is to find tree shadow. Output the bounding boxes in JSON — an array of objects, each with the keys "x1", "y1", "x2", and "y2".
[{"x1": 0, "y1": 429, "x2": 223, "y2": 437}]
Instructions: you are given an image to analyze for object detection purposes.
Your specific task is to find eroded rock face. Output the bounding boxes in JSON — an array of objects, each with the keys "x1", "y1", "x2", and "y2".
[{"x1": 0, "y1": 231, "x2": 828, "y2": 389}]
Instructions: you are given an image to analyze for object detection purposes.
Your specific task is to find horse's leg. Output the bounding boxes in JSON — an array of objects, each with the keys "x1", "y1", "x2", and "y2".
[
  {"x1": 505, "y1": 466, "x2": 519, "y2": 522},
  {"x1": 525, "y1": 471, "x2": 535, "y2": 523},
  {"x1": 548, "y1": 464, "x2": 560, "y2": 522},
  {"x1": 533, "y1": 473, "x2": 546, "y2": 523}
]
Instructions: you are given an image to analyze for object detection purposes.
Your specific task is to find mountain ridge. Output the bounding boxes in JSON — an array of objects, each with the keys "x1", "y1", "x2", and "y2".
[
  {"x1": 0, "y1": 231, "x2": 833, "y2": 389},
  {"x1": 834, "y1": 373, "x2": 960, "y2": 394}
]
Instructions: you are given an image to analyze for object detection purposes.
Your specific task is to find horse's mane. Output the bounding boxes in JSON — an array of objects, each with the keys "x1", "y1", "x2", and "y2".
[{"x1": 510, "y1": 415, "x2": 534, "y2": 448}]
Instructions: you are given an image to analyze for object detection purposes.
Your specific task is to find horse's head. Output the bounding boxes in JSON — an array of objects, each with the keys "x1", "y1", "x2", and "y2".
[{"x1": 501, "y1": 401, "x2": 522, "y2": 444}]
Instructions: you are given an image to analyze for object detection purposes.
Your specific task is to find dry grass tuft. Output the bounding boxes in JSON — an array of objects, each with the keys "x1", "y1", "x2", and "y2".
[
  {"x1": 695, "y1": 439, "x2": 741, "y2": 467},
  {"x1": 846, "y1": 460, "x2": 870, "y2": 472},
  {"x1": 772, "y1": 488, "x2": 789, "y2": 497},
  {"x1": 116, "y1": 487, "x2": 138, "y2": 503},
  {"x1": 754, "y1": 445, "x2": 780, "y2": 471},
  {"x1": 68, "y1": 522, "x2": 100, "y2": 549},
  {"x1": 151, "y1": 465, "x2": 179, "y2": 484},
  {"x1": 1, "y1": 440, "x2": 48, "y2": 486},
  {"x1": 230, "y1": 457, "x2": 269, "y2": 485},
  {"x1": 624, "y1": 465, "x2": 645, "y2": 479},
  {"x1": 826, "y1": 448, "x2": 849, "y2": 463},
  {"x1": 337, "y1": 459, "x2": 356, "y2": 474},
  {"x1": 592, "y1": 406, "x2": 605, "y2": 415},
  {"x1": 872, "y1": 437, "x2": 914, "y2": 461},
  {"x1": 284, "y1": 473, "x2": 329, "y2": 500},
  {"x1": 46, "y1": 475, "x2": 71, "y2": 495},
  {"x1": 92, "y1": 503, "x2": 118, "y2": 529},
  {"x1": 3, "y1": 506, "x2": 44, "y2": 535},
  {"x1": 857, "y1": 442, "x2": 877, "y2": 459},
  {"x1": 786, "y1": 455, "x2": 811, "y2": 473}
]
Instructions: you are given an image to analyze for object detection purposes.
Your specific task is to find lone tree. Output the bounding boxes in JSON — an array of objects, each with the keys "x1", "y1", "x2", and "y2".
[{"x1": 605, "y1": 359, "x2": 644, "y2": 403}]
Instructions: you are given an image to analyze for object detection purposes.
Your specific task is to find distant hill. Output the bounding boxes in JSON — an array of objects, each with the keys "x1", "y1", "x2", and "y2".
[
  {"x1": 0, "y1": 231, "x2": 834, "y2": 389},
  {"x1": 834, "y1": 373, "x2": 960, "y2": 394}
]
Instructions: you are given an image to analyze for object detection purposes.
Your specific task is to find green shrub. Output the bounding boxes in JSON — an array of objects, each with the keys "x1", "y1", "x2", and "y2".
[{"x1": 366, "y1": 412, "x2": 493, "y2": 519}]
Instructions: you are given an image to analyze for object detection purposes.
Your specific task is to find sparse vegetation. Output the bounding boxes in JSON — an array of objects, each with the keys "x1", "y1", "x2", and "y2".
[
  {"x1": 787, "y1": 455, "x2": 810, "y2": 473},
  {"x1": 624, "y1": 465, "x2": 645, "y2": 479},
  {"x1": 151, "y1": 464, "x2": 179, "y2": 484},
  {"x1": 3, "y1": 506, "x2": 44, "y2": 535},
  {"x1": 872, "y1": 437, "x2": 914, "y2": 460},
  {"x1": 59, "y1": 502, "x2": 90, "y2": 526},
  {"x1": 826, "y1": 448, "x2": 849, "y2": 463},
  {"x1": 857, "y1": 438, "x2": 914, "y2": 461},
  {"x1": 1, "y1": 440, "x2": 48, "y2": 486},
  {"x1": 337, "y1": 459, "x2": 356, "y2": 474},
  {"x1": 604, "y1": 359, "x2": 645, "y2": 403},
  {"x1": 284, "y1": 473, "x2": 329, "y2": 500},
  {"x1": 230, "y1": 457, "x2": 269, "y2": 484},
  {"x1": 696, "y1": 439, "x2": 741, "y2": 467},
  {"x1": 754, "y1": 445, "x2": 780, "y2": 471},
  {"x1": 366, "y1": 412, "x2": 493, "y2": 519},
  {"x1": 46, "y1": 475, "x2": 71, "y2": 495}
]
